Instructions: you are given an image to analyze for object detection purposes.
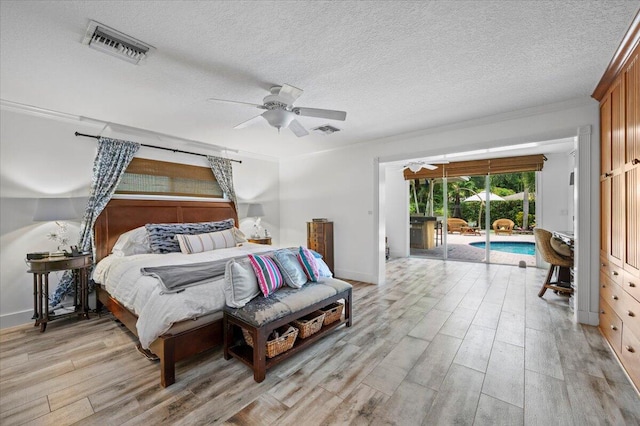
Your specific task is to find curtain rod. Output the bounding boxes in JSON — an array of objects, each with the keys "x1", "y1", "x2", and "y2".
[{"x1": 74, "y1": 132, "x2": 242, "y2": 164}]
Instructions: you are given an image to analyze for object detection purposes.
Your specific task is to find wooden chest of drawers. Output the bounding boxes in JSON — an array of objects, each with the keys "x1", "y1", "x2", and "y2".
[{"x1": 307, "y1": 221, "x2": 334, "y2": 273}]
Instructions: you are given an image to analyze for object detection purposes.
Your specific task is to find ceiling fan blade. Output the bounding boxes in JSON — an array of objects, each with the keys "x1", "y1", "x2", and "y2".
[
  {"x1": 233, "y1": 114, "x2": 264, "y2": 129},
  {"x1": 288, "y1": 119, "x2": 309, "y2": 137},
  {"x1": 278, "y1": 84, "x2": 304, "y2": 102},
  {"x1": 208, "y1": 98, "x2": 266, "y2": 109},
  {"x1": 423, "y1": 164, "x2": 438, "y2": 170},
  {"x1": 293, "y1": 107, "x2": 347, "y2": 121}
]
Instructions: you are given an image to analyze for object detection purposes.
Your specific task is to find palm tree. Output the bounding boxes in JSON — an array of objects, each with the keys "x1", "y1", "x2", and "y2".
[{"x1": 521, "y1": 171, "x2": 535, "y2": 229}]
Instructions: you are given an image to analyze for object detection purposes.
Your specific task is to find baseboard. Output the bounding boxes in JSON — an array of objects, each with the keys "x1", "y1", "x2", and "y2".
[
  {"x1": 0, "y1": 310, "x2": 33, "y2": 329},
  {"x1": 334, "y1": 269, "x2": 376, "y2": 285},
  {"x1": 576, "y1": 309, "x2": 599, "y2": 326}
]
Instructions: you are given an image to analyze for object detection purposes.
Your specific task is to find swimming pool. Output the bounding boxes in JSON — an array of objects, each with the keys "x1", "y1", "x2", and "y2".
[{"x1": 469, "y1": 241, "x2": 536, "y2": 255}]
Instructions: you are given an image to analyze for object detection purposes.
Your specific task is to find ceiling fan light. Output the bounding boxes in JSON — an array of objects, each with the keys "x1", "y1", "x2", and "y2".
[
  {"x1": 408, "y1": 164, "x2": 422, "y2": 173},
  {"x1": 262, "y1": 109, "x2": 294, "y2": 130}
]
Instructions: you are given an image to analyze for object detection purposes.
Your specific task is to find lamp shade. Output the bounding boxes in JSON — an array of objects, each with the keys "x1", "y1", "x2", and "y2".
[
  {"x1": 246, "y1": 203, "x2": 265, "y2": 218},
  {"x1": 33, "y1": 198, "x2": 77, "y2": 221}
]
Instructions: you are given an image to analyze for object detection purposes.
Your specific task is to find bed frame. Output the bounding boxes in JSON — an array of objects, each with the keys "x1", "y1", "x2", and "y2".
[{"x1": 94, "y1": 197, "x2": 238, "y2": 387}]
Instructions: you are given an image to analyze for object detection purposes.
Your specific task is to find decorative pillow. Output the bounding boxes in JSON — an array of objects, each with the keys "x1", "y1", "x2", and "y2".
[
  {"x1": 248, "y1": 254, "x2": 284, "y2": 297},
  {"x1": 145, "y1": 219, "x2": 235, "y2": 254},
  {"x1": 176, "y1": 229, "x2": 237, "y2": 254},
  {"x1": 273, "y1": 249, "x2": 308, "y2": 288},
  {"x1": 309, "y1": 249, "x2": 323, "y2": 259},
  {"x1": 550, "y1": 237, "x2": 572, "y2": 258},
  {"x1": 232, "y1": 227, "x2": 247, "y2": 243},
  {"x1": 297, "y1": 246, "x2": 320, "y2": 282},
  {"x1": 111, "y1": 226, "x2": 151, "y2": 256},
  {"x1": 316, "y1": 257, "x2": 333, "y2": 278},
  {"x1": 224, "y1": 258, "x2": 260, "y2": 308}
]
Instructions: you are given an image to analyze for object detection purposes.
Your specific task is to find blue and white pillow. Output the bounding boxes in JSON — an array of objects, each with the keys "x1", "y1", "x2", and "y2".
[
  {"x1": 316, "y1": 258, "x2": 333, "y2": 278},
  {"x1": 273, "y1": 249, "x2": 308, "y2": 288},
  {"x1": 145, "y1": 219, "x2": 235, "y2": 254}
]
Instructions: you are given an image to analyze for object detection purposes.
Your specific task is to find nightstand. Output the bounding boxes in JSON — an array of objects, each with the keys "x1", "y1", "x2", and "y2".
[
  {"x1": 25, "y1": 254, "x2": 92, "y2": 332},
  {"x1": 247, "y1": 237, "x2": 272, "y2": 245}
]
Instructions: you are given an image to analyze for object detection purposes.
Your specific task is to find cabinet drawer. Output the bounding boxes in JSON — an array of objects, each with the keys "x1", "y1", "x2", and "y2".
[
  {"x1": 601, "y1": 274, "x2": 640, "y2": 337},
  {"x1": 621, "y1": 327, "x2": 640, "y2": 389},
  {"x1": 599, "y1": 297, "x2": 623, "y2": 353},
  {"x1": 600, "y1": 256, "x2": 624, "y2": 286},
  {"x1": 623, "y1": 272, "x2": 640, "y2": 303}
]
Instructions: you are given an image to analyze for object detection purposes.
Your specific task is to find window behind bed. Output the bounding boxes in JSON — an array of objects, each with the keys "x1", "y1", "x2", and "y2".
[{"x1": 116, "y1": 158, "x2": 223, "y2": 198}]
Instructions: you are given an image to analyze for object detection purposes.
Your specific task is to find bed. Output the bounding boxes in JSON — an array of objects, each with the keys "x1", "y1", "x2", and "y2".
[{"x1": 93, "y1": 198, "x2": 267, "y2": 387}]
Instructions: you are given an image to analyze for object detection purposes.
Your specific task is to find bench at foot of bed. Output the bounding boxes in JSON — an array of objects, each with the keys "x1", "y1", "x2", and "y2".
[{"x1": 223, "y1": 279, "x2": 352, "y2": 383}]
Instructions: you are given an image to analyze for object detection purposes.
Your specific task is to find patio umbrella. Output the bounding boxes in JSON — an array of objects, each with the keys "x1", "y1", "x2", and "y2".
[
  {"x1": 502, "y1": 191, "x2": 535, "y2": 201},
  {"x1": 462, "y1": 191, "x2": 505, "y2": 202},
  {"x1": 462, "y1": 191, "x2": 505, "y2": 228}
]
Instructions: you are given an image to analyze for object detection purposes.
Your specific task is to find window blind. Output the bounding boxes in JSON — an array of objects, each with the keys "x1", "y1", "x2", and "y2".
[
  {"x1": 116, "y1": 158, "x2": 223, "y2": 198},
  {"x1": 403, "y1": 154, "x2": 546, "y2": 180}
]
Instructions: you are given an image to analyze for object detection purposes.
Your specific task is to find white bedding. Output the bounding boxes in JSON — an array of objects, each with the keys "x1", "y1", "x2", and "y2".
[{"x1": 93, "y1": 243, "x2": 273, "y2": 349}]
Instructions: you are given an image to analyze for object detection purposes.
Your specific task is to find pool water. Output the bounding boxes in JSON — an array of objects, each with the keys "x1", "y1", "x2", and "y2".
[{"x1": 469, "y1": 241, "x2": 536, "y2": 255}]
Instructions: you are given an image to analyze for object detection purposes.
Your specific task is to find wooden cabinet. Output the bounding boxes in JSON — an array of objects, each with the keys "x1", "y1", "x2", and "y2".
[
  {"x1": 594, "y1": 26, "x2": 640, "y2": 390},
  {"x1": 307, "y1": 221, "x2": 334, "y2": 273}
]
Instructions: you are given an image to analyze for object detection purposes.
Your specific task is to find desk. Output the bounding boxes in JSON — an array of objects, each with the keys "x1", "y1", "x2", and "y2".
[{"x1": 25, "y1": 254, "x2": 92, "y2": 332}]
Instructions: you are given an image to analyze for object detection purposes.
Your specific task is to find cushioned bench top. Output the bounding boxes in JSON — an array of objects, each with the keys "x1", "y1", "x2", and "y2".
[{"x1": 224, "y1": 278, "x2": 352, "y2": 327}]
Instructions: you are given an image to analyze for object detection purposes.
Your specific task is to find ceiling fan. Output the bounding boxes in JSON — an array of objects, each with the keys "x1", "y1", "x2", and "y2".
[
  {"x1": 208, "y1": 84, "x2": 347, "y2": 137},
  {"x1": 403, "y1": 160, "x2": 450, "y2": 173}
]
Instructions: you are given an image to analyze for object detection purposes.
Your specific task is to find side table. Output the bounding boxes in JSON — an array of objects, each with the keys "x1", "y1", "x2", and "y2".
[
  {"x1": 247, "y1": 237, "x2": 272, "y2": 245},
  {"x1": 25, "y1": 254, "x2": 92, "y2": 332}
]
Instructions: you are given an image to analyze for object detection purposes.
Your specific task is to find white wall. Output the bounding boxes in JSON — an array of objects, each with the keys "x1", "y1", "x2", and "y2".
[
  {"x1": 0, "y1": 104, "x2": 279, "y2": 328},
  {"x1": 384, "y1": 167, "x2": 409, "y2": 259},
  {"x1": 538, "y1": 152, "x2": 574, "y2": 232},
  {"x1": 279, "y1": 98, "x2": 599, "y2": 290}
]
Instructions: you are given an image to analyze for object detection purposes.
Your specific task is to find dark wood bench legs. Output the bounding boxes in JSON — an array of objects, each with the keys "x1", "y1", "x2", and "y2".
[{"x1": 224, "y1": 289, "x2": 352, "y2": 383}]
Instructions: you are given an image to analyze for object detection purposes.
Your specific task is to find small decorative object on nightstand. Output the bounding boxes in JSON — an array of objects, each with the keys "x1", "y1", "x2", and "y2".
[
  {"x1": 247, "y1": 237, "x2": 272, "y2": 245},
  {"x1": 247, "y1": 203, "x2": 265, "y2": 238},
  {"x1": 25, "y1": 253, "x2": 92, "y2": 332}
]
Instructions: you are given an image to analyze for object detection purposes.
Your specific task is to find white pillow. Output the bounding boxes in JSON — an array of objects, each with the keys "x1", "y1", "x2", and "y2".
[
  {"x1": 231, "y1": 227, "x2": 247, "y2": 243},
  {"x1": 224, "y1": 258, "x2": 260, "y2": 308},
  {"x1": 111, "y1": 226, "x2": 151, "y2": 256},
  {"x1": 176, "y1": 228, "x2": 237, "y2": 254},
  {"x1": 316, "y1": 258, "x2": 333, "y2": 278}
]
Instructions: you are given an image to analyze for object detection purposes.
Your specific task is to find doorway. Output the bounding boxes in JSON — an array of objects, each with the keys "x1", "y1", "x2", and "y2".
[{"x1": 409, "y1": 172, "x2": 537, "y2": 267}]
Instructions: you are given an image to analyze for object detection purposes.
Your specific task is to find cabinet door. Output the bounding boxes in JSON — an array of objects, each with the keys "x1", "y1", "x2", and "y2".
[
  {"x1": 611, "y1": 174, "x2": 625, "y2": 266},
  {"x1": 612, "y1": 80, "x2": 626, "y2": 171},
  {"x1": 626, "y1": 50, "x2": 640, "y2": 165},
  {"x1": 601, "y1": 177, "x2": 612, "y2": 257},
  {"x1": 626, "y1": 165, "x2": 640, "y2": 277},
  {"x1": 601, "y1": 95, "x2": 612, "y2": 174}
]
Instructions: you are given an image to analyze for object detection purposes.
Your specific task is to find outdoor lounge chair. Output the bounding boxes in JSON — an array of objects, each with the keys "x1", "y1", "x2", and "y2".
[
  {"x1": 492, "y1": 218, "x2": 514, "y2": 235},
  {"x1": 447, "y1": 218, "x2": 468, "y2": 234},
  {"x1": 534, "y1": 228, "x2": 573, "y2": 297}
]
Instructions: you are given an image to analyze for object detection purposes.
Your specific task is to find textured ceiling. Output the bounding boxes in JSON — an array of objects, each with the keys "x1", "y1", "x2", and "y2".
[{"x1": 1, "y1": 1, "x2": 638, "y2": 159}]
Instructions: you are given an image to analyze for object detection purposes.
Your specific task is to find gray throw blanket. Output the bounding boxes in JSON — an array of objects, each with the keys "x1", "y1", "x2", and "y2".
[{"x1": 141, "y1": 257, "x2": 239, "y2": 294}]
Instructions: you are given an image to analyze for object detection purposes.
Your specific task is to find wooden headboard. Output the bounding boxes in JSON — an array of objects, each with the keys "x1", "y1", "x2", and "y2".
[{"x1": 93, "y1": 198, "x2": 238, "y2": 262}]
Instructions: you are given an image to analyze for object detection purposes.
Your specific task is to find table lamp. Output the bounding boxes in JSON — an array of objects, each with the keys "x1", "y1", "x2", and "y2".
[
  {"x1": 246, "y1": 203, "x2": 265, "y2": 238},
  {"x1": 33, "y1": 198, "x2": 77, "y2": 256}
]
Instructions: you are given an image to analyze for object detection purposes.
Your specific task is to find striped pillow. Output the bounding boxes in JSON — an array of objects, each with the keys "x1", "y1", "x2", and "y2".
[
  {"x1": 297, "y1": 246, "x2": 320, "y2": 282},
  {"x1": 248, "y1": 254, "x2": 284, "y2": 297},
  {"x1": 145, "y1": 219, "x2": 235, "y2": 253},
  {"x1": 176, "y1": 229, "x2": 237, "y2": 254}
]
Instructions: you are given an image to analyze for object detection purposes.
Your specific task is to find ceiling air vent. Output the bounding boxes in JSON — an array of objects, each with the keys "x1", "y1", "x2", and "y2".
[
  {"x1": 312, "y1": 124, "x2": 341, "y2": 135},
  {"x1": 82, "y1": 20, "x2": 153, "y2": 65}
]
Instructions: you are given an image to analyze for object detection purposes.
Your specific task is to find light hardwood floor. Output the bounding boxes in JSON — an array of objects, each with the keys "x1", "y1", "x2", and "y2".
[{"x1": 1, "y1": 258, "x2": 639, "y2": 425}]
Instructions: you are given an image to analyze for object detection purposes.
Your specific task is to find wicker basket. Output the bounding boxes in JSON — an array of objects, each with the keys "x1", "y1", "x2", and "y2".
[
  {"x1": 292, "y1": 310, "x2": 326, "y2": 338},
  {"x1": 242, "y1": 325, "x2": 298, "y2": 358},
  {"x1": 320, "y1": 302, "x2": 344, "y2": 325}
]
